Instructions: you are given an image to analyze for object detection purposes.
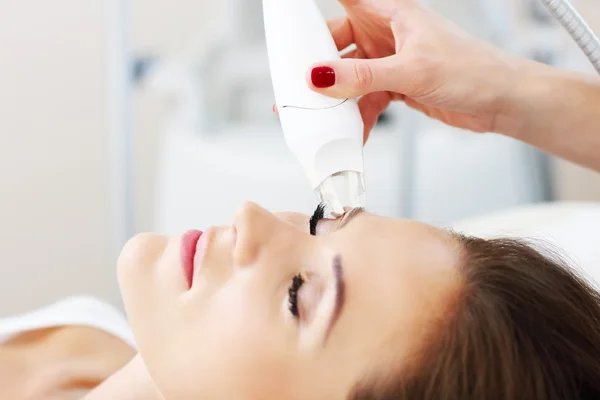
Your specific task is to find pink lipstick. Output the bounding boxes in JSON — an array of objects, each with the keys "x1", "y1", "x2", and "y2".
[{"x1": 180, "y1": 229, "x2": 203, "y2": 288}]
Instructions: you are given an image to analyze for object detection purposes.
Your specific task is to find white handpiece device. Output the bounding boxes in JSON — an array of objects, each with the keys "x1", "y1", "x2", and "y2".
[{"x1": 262, "y1": 0, "x2": 366, "y2": 216}]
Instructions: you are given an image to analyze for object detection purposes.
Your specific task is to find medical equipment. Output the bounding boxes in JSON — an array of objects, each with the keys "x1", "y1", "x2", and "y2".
[
  {"x1": 541, "y1": 0, "x2": 600, "y2": 74},
  {"x1": 262, "y1": 0, "x2": 365, "y2": 217}
]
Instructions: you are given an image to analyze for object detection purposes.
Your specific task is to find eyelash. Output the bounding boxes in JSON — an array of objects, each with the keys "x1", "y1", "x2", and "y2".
[
  {"x1": 288, "y1": 273, "x2": 304, "y2": 318},
  {"x1": 309, "y1": 202, "x2": 326, "y2": 236},
  {"x1": 288, "y1": 203, "x2": 326, "y2": 318}
]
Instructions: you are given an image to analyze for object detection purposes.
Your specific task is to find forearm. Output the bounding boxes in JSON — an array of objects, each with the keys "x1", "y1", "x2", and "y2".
[{"x1": 495, "y1": 59, "x2": 600, "y2": 171}]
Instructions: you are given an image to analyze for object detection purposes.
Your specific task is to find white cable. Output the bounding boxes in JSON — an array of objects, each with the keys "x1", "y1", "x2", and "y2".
[{"x1": 540, "y1": 0, "x2": 600, "y2": 74}]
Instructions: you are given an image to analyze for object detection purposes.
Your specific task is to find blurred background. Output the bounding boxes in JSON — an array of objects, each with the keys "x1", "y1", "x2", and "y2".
[{"x1": 0, "y1": 0, "x2": 599, "y2": 315}]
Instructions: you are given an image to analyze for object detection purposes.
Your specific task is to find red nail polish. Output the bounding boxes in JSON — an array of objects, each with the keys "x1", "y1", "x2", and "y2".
[{"x1": 311, "y1": 66, "x2": 335, "y2": 88}]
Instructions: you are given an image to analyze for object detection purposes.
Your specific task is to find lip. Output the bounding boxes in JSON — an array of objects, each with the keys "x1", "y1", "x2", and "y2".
[{"x1": 180, "y1": 229, "x2": 203, "y2": 289}]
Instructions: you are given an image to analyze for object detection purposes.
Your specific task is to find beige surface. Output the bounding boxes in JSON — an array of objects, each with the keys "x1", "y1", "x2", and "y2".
[{"x1": 0, "y1": 1, "x2": 599, "y2": 316}]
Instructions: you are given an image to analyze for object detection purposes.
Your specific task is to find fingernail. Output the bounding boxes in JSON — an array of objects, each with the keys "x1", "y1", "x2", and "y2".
[{"x1": 311, "y1": 66, "x2": 336, "y2": 88}]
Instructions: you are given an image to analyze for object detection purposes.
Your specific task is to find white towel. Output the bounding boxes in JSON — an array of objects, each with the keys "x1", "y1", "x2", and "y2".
[{"x1": 0, "y1": 295, "x2": 136, "y2": 349}]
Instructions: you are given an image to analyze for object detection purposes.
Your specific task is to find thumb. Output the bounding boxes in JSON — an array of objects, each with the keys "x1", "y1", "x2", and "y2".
[{"x1": 306, "y1": 56, "x2": 401, "y2": 98}]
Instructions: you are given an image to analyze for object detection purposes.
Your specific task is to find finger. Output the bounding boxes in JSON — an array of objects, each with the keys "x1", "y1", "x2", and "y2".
[
  {"x1": 307, "y1": 55, "x2": 400, "y2": 98},
  {"x1": 327, "y1": 16, "x2": 354, "y2": 51},
  {"x1": 358, "y1": 92, "x2": 392, "y2": 143},
  {"x1": 341, "y1": 47, "x2": 365, "y2": 59},
  {"x1": 272, "y1": 104, "x2": 279, "y2": 115}
]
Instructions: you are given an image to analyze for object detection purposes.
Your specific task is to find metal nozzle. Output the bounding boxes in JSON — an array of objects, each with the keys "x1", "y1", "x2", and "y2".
[{"x1": 314, "y1": 171, "x2": 365, "y2": 217}]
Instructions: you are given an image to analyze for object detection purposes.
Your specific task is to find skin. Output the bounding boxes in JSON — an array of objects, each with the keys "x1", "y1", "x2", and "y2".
[
  {"x1": 118, "y1": 202, "x2": 462, "y2": 399},
  {"x1": 0, "y1": 326, "x2": 135, "y2": 399},
  {"x1": 83, "y1": 353, "x2": 163, "y2": 400},
  {"x1": 498, "y1": 60, "x2": 600, "y2": 172}
]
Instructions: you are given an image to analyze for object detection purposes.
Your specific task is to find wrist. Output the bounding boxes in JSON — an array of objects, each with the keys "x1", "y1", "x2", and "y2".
[
  {"x1": 491, "y1": 57, "x2": 571, "y2": 139},
  {"x1": 488, "y1": 57, "x2": 541, "y2": 137},
  {"x1": 461, "y1": 45, "x2": 531, "y2": 135}
]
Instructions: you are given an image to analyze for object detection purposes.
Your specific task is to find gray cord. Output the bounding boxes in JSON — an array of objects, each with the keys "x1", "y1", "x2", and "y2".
[{"x1": 540, "y1": 0, "x2": 600, "y2": 74}]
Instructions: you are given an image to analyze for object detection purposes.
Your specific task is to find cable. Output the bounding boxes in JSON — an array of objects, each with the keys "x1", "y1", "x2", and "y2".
[{"x1": 540, "y1": 0, "x2": 600, "y2": 74}]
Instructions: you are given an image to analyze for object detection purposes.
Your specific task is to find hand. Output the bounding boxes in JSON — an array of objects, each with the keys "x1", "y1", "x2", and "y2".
[{"x1": 274, "y1": 0, "x2": 519, "y2": 142}]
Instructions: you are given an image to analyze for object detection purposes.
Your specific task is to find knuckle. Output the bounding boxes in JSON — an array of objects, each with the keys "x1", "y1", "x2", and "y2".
[{"x1": 353, "y1": 63, "x2": 374, "y2": 92}]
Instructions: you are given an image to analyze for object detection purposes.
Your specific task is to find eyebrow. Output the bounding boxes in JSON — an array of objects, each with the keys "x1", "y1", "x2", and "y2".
[
  {"x1": 324, "y1": 254, "x2": 345, "y2": 343},
  {"x1": 322, "y1": 208, "x2": 363, "y2": 343}
]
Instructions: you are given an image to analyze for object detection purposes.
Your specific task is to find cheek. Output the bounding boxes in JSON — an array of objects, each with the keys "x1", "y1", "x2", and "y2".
[
  {"x1": 197, "y1": 277, "x2": 293, "y2": 358},
  {"x1": 153, "y1": 279, "x2": 297, "y2": 398}
]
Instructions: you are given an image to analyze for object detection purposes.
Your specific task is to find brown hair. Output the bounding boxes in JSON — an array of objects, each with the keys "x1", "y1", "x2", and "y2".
[{"x1": 350, "y1": 235, "x2": 600, "y2": 400}]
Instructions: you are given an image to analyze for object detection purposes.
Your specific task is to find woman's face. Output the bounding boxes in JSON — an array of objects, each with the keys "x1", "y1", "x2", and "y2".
[{"x1": 118, "y1": 202, "x2": 461, "y2": 399}]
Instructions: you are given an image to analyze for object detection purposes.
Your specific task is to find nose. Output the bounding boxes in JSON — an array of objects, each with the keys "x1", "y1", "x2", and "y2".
[
  {"x1": 232, "y1": 201, "x2": 304, "y2": 266},
  {"x1": 273, "y1": 211, "x2": 311, "y2": 231}
]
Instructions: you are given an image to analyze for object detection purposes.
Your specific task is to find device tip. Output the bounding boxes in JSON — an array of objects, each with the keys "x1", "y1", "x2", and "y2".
[{"x1": 315, "y1": 171, "x2": 365, "y2": 217}]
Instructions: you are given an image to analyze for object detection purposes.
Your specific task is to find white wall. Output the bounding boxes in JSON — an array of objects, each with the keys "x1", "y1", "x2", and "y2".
[
  {"x1": 0, "y1": 1, "x2": 228, "y2": 316},
  {"x1": 0, "y1": 0, "x2": 599, "y2": 316},
  {"x1": 0, "y1": 1, "x2": 115, "y2": 315}
]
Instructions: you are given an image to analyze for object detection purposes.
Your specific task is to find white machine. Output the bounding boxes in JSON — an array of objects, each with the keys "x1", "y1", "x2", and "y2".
[{"x1": 262, "y1": 0, "x2": 365, "y2": 216}]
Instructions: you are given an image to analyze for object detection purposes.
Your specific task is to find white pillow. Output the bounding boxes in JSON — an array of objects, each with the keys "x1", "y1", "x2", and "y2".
[{"x1": 451, "y1": 202, "x2": 600, "y2": 288}]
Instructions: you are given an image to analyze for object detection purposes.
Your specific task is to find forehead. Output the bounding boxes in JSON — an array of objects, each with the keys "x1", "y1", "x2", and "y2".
[
  {"x1": 276, "y1": 209, "x2": 457, "y2": 257},
  {"x1": 348, "y1": 212, "x2": 458, "y2": 266},
  {"x1": 327, "y1": 212, "x2": 462, "y2": 361},
  {"x1": 330, "y1": 212, "x2": 460, "y2": 297}
]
